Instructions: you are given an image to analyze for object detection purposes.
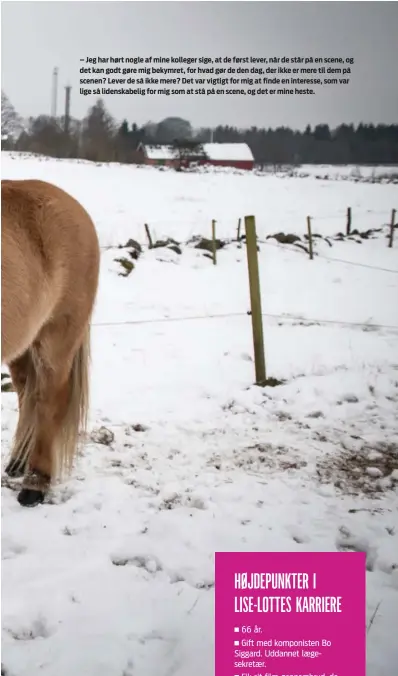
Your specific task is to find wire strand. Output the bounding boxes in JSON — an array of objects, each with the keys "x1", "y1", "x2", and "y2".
[
  {"x1": 261, "y1": 239, "x2": 398, "y2": 273},
  {"x1": 316, "y1": 254, "x2": 398, "y2": 273},
  {"x1": 92, "y1": 310, "x2": 398, "y2": 332}
]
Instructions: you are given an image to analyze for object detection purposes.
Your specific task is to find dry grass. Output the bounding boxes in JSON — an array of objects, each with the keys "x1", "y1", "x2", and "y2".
[{"x1": 316, "y1": 441, "x2": 398, "y2": 496}]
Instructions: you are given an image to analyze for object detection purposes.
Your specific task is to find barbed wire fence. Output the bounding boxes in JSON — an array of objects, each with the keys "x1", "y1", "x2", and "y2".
[
  {"x1": 1, "y1": 208, "x2": 397, "y2": 390},
  {"x1": 99, "y1": 206, "x2": 396, "y2": 250},
  {"x1": 92, "y1": 311, "x2": 398, "y2": 333},
  {"x1": 94, "y1": 206, "x2": 398, "y2": 346}
]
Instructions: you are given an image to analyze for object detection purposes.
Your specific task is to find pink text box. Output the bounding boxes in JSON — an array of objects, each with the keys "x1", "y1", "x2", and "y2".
[{"x1": 215, "y1": 551, "x2": 366, "y2": 676}]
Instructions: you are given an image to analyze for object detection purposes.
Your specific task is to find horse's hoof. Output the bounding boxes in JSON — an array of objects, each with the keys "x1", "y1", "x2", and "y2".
[
  {"x1": 5, "y1": 458, "x2": 26, "y2": 478},
  {"x1": 17, "y1": 488, "x2": 45, "y2": 507}
]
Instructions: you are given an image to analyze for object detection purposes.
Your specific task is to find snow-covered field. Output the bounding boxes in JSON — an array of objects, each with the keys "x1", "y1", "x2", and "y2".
[
  {"x1": 261, "y1": 163, "x2": 398, "y2": 183},
  {"x1": 1, "y1": 152, "x2": 398, "y2": 676}
]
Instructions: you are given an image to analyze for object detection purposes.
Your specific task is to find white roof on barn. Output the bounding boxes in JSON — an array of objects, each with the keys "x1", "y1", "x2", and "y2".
[
  {"x1": 202, "y1": 143, "x2": 254, "y2": 161},
  {"x1": 141, "y1": 142, "x2": 253, "y2": 162}
]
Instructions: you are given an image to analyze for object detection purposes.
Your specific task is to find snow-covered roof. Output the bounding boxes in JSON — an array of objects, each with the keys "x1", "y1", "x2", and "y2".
[
  {"x1": 202, "y1": 143, "x2": 254, "y2": 161},
  {"x1": 143, "y1": 145, "x2": 178, "y2": 160},
  {"x1": 141, "y1": 142, "x2": 254, "y2": 162}
]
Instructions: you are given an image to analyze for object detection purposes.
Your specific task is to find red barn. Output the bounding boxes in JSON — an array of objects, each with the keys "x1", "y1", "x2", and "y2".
[
  {"x1": 137, "y1": 142, "x2": 254, "y2": 171},
  {"x1": 201, "y1": 143, "x2": 254, "y2": 171}
]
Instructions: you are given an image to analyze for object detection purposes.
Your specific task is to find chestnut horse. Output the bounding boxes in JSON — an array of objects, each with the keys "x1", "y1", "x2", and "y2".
[{"x1": 1, "y1": 179, "x2": 100, "y2": 507}]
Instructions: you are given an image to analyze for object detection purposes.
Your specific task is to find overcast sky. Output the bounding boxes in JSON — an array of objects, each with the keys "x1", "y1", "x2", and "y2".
[{"x1": 1, "y1": 1, "x2": 397, "y2": 131}]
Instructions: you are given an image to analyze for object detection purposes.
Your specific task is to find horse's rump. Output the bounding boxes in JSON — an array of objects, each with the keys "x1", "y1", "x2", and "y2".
[
  {"x1": 1, "y1": 179, "x2": 100, "y2": 506},
  {"x1": 1, "y1": 179, "x2": 100, "y2": 363}
]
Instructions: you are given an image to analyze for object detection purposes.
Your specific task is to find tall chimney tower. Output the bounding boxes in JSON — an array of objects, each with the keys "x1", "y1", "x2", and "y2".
[
  {"x1": 51, "y1": 67, "x2": 58, "y2": 118},
  {"x1": 64, "y1": 85, "x2": 71, "y2": 135}
]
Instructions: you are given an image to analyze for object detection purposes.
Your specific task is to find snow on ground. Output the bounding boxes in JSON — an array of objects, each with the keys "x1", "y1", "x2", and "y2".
[
  {"x1": 264, "y1": 163, "x2": 398, "y2": 182},
  {"x1": 3, "y1": 152, "x2": 397, "y2": 244},
  {"x1": 1, "y1": 153, "x2": 398, "y2": 676}
]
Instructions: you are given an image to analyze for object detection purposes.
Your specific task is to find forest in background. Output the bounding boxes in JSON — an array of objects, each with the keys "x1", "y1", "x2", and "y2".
[{"x1": 2, "y1": 91, "x2": 398, "y2": 166}]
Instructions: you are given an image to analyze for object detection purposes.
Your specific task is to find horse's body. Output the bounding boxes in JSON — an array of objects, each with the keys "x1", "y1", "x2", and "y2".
[{"x1": 1, "y1": 179, "x2": 100, "y2": 506}]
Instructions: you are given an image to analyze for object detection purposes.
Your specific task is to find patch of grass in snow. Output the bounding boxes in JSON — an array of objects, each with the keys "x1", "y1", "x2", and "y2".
[
  {"x1": 264, "y1": 232, "x2": 314, "y2": 255},
  {"x1": 306, "y1": 410, "x2": 325, "y2": 419},
  {"x1": 277, "y1": 320, "x2": 321, "y2": 328},
  {"x1": 90, "y1": 426, "x2": 115, "y2": 445},
  {"x1": 152, "y1": 237, "x2": 182, "y2": 255},
  {"x1": 267, "y1": 232, "x2": 301, "y2": 245},
  {"x1": 188, "y1": 235, "x2": 227, "y2": 252},
  {"x1": 114, "y1": 257, "x2": 135, "y2": 277},
  {"x1": 128, "y1": 423, "x2": 149, "y2": 433},
  {"x1": 111, "y1": 553, "x2": 163, "y2": 573},
  {"x1": 316, "y1": 441, "x2": 398, "y2": 496},
  {"x1": 231, "y1": 443, "x2": 307, "y2": 474},
  {"x1": 257, "y1": 376, "x2": 286, "y2": 388},
  {"x1": 265, "y1": 225, "x2": 390, "y2": 254},
  {"x1": 118, "y1": 238, "x2": 142, "y2": 255}
]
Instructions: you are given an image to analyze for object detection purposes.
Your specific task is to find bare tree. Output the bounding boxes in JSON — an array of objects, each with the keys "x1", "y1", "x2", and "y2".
[{"x1": 1, "y1": 90, "x2": 24, "y2": 146}]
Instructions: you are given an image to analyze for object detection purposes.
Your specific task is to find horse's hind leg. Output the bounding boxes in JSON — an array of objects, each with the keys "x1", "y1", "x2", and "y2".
[
  {"x1": 18, "y1": 368, "x2": 71, "y2": 506},
  {"x1": 17, "y1": 317, "x2": 88, "y2": 507},
  {"x1": 5, "y1": 351, "x2": 35, "y2": 478}
]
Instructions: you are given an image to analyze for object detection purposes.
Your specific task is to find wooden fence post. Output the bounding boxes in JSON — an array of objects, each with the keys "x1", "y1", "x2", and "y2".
[
  {"x1": 388, "y1": 208, "x2": 396, "y2": 248},
  {"x1": 211, "y1": 219, "x2": 217, "y2": 265},
  {"x1": 144, "y1": 223, "x2": 153, "y2": 249},
  {"x1": 237, "y1": 217, "x2": 241, "y2": 241},
  {"x1": 244, "y1": 215, "x2": 266, "y2": 385},
  {"x1": 346, "y1": 207, "x2": 351, "y2": 236},
  {"x1": 306, "y1": 216, "x2": 314, "y2": 260}
]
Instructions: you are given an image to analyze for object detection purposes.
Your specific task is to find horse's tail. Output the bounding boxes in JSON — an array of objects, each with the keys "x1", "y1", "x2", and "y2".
[{"x1": 56, "y1": 323, "x2": 91, "y2": 478}]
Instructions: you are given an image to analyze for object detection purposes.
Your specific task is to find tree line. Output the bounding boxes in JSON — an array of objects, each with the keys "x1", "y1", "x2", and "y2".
[{"x1": 2, "y1": 91, "x2": 397, "y2": 166}]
